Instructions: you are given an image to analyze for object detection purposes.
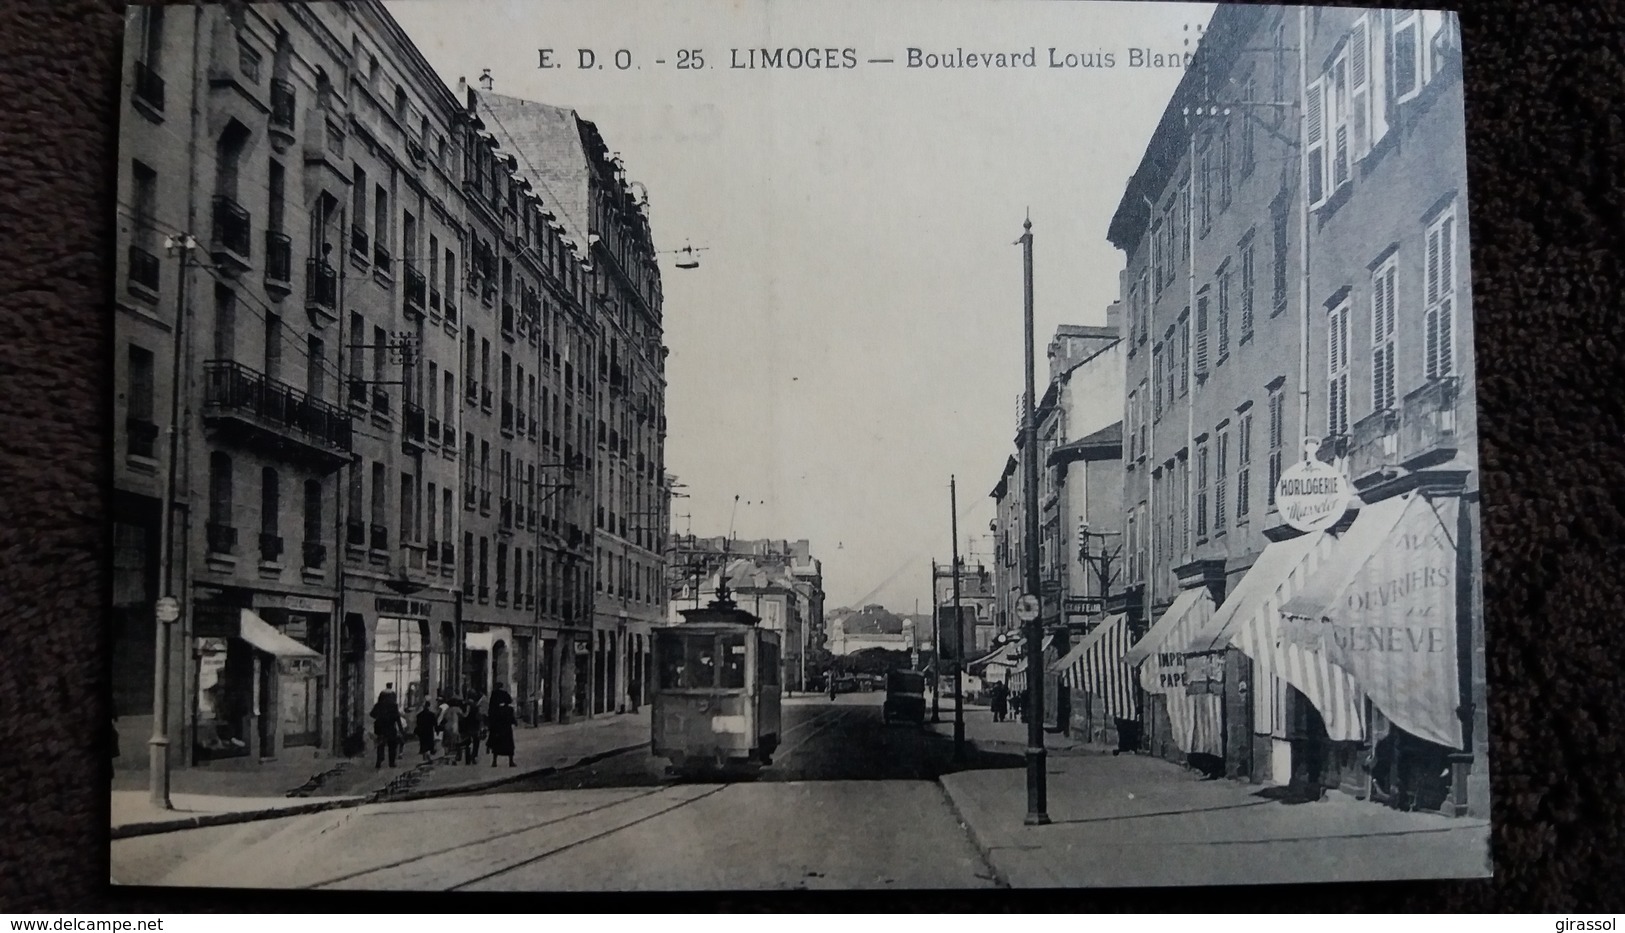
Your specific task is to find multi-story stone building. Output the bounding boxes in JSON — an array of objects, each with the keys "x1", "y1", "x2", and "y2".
[
  {"x1": 1109, "y1": 5, "x2": 1483, "y2": 816},
  {"x1": 930, "y1": 560, "x2": 996, "y2": 655},
  {"x1": 112, "y1": 1, "x2": 668, "y2": 772}
]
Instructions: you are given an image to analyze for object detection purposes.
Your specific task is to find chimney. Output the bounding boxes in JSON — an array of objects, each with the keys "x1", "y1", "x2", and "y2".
[
  {"x1": 1106, "y1": 300, "x2": 1124, "y2": 337},
  {"x1": 478, "y1": 68, "x2": 494, "y2": 91},
  {"x1": 456, "y1": 76, "x2": 467, "y2": 97}
]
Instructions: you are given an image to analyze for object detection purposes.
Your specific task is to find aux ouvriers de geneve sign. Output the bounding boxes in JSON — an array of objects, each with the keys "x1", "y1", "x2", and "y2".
[{"x1": 1274, "y1": 439, "x2": 1354, "y2": 533}]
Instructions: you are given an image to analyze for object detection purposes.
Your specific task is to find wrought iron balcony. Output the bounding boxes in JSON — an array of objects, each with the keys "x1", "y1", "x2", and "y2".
[
  {"x1": 369, "y1": 523, "x2": 388, "y2": 552},
  {"x1": 404, "y1": 263, "x2": 426, "y2": 316},
  {"x1": 264, "y1": 232, "x2": 292, "y2": 289},
  {"x1": 346, "y1": 518, "x2": 366, "y2": 548},
  {"x1": 206, "y1": 522, "x2": 237, "y2": 555},
  {"x1": 1347, "y1": 407, "x2": 1402, "y2": 486},
  {"x1": 302, "y1": 541, "x2": 327, "y2": 569},
  {"x1": 306, "y1": 259, "x2": 338, "y2": 321},
  {"x1": 1399, "y1": 376, "x2": 1461, "y2": 471},
  {"x1": 211, "y1": 196, "x2": 252, "y2": 267},
  {"x1": 201, "y1": 360, "x2": 352, "y2": 468},
  {"x1": 127, "y1": 245, "x2": 160, "y2": 297},
  {"x1": 125, "y1": 416, "x2": 158, "y2": 460},
  {"x1": 403, "y1": 401, "x2": 427, "y2": 451},
  {"x1": 132, "y1": 61, "x2": 165, "y2": 113},
  {"x1": 269, "y1": 78, "x2": 296, "y2": 135},
  {"x1": 259, "y1": 532, "x2": 284, "y2": 563}
]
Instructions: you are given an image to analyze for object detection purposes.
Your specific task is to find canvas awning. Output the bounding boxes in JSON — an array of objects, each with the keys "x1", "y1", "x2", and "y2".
[
  {"x1": 238, "y1": 609, "x2": 322, "y2": 660},
  {"x1": 1056, "y1": 615, "x2": 1136, "y2": 722},
  {"x1": 1126, "y1": 588, "x2": 1220, "y2": 755},
  {"x1": 1278, "y1": 492, "x2": 1464, "y2": 749},
  {"x1": 1181, "y1": 520, "x2": 1367, "y2": 743}
]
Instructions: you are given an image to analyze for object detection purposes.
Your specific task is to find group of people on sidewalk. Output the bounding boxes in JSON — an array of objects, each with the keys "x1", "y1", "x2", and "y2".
[
  {"x1": 369, "y1": 682, "x2": 520, "y2": 770},
  {"x1": 987, "y1": 681, "x2": 1027, "y2": 724}
]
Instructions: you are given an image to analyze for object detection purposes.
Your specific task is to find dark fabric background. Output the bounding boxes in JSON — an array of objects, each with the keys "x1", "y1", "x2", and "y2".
[{"x1": 2, "y1": 0, "x2": 1622, "y2": 914}]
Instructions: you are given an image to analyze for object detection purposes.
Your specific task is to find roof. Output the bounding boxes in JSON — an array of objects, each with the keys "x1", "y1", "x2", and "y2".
[
  {"x1": 1054, "y1": 324, "x2": 1118, "y2": 340},
  {"x1": 1049, "y1": 421, "x2": 1124, "y2": 467},
  {"x1": 474, "y1": 90, "x2": 593, "y2": 249}
]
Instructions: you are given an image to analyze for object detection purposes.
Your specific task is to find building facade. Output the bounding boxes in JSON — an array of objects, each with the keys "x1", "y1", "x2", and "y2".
[
  {"x1": 1108, "y1": 5, "x2": 1482, "y2": 816},
  {"x1": 931, "y1": 560, "x2": 996, "y2": 655},
  {"x1": 113, "y1": 1, "x2": 668, "y2": 773}
]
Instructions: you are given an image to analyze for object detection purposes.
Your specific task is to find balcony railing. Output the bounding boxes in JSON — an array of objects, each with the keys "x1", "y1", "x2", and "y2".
[
  {"x1": 306, "y1": 259, "x2": 338, "y2": 317},
  {"x1": 132, "y1": 61, "x2": 165, "y2": 113},
  {"x1": 302, "y1": 541, "x2": 327, "y2": 569},
  {"x1": 346, "y1": 518, "x2": 365, "y2": 548},
  {"x1": 373, "y1": 243, "x2": 392, "y2": 275},
  {"x1": 1347, "y1": 408, "x2": 1401, "y2": 483},
  {"x1": 270, "y1": 78, "x2": 296, "y2": 133},
  {"x1": 403, "y1": 401, "x2": 426, "y2": 449},
  {"x1": 126, "y1": 417, "x2": 159, "y2": 460},
  {"x1": 206, "y1": 522, "x2": 237, "y2": 555},
  {"x1": 404, "y1": 263, "x2": 426, "y2": 314},
  {"x1": 369, "y1": 523, "x2": 388, "y2": 552},
  {"x1": 264, "y1": 231, "x2": 292, "y2": 286},
  {"x1": 351, "y1": 225, "x2": 369, "y2": 260},
  {"x1": 1399, "y1": 376, "x2": 1460, "y2": 470},
  {"x1": 201, "y1": 360, "x2": 352, "y2": 463},
  {"x1": 259, "y1": 532, "x2": 284, "y2": 563},
  {"x1": 211, "y1": 196, "x2": 252, "y2": 262},
  {"x1": 127, "y1": 245, "x2": 160, "y2": 296}
]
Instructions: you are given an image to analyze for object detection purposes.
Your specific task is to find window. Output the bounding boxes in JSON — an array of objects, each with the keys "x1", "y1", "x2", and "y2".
[
  {"x1": 443, "y1": 372, "x2": 455, "y2": 433},
  {"x1": 426, "y1": 482, "x2": 437, "y2": 547},
  {"x1": 657, "y1": 631, "x2": 716, "y2": 689},
  {"x1": 371, "y1": 461, "x2": 387, "y2": 544},
  {"x1": 1180, "y1": 455, "x2": 1191, "y2": 551},
  {"x1": 348, "y1": 312, "x2": 365, "y2": 394},
  {"x1": 401, "y1": 470, "x2": 417, "y2": 544},
  {"x1": 1126, "y1": 388, "x2": 1138, "y2": 461},
  {"x1": 1219, "y1": 119, "x2": 1233, "y2": 210},
  {"x1": 347, "y1": 465, "x2": 363, "y2": 540},
  {"x1": 1239, "y1": 239, "x2": 1256, "y2": 341},
  {"x1": 1217, "y1": 266, "x2": 1232, "y2": 361},
  {"x1": 1271, "y1": 197, "x2": 1290, "y2": 310},
  {"x1": 264, "y1": 312, "x2": 282, "y2": 382},
  {"x1": 1305, "y1": 75, "x2": 1326, "y2": 208},
  {"x1": 261, "y1": 467, "x2": 281, "y2": 560},
  {"x1": 1195, "y1": 441, "x2": 1209, "y2": 540},
  {"x1": 1136, "y1": 380, "x2": 1148, "y2": 458},
  {"x1": 372, "y1": 325, "x2": 387, "y2": 386},
  {"x1": 373, "y1": 184, "x2": 390, "y2": 260},
  {"x1": 1393, "y1": 11, "x2": 1422, "y2": 104},
  {"x1": 442, "y1": 488, "x2": 453, "y2": 551},
  {"x1": 463, "y1": 531, "x2": 474, "y2": 589},
  {"x1": 1195, "y1": 293, "x2": 1210, "y2": 376},
  {"x1": 1178, "y1": 312, "x2": 1191, "y2": 396},
  {"x1": 1137, "y1": 272, "x2": 1150, "y2": 344},
  {"x1": 479, "y1": 537, "x2": 489, "y2": 594},
  {"x1": 1180, "y1": 182, "x2": 1191, "y2": 260},
  {"x1": 126, "y1": 345, "x2": 156, "y2": 459},
  {"x1": 1372, "y1": 254, "x2": 1399, "y2": 410},
  {"x1": 496, "y1": 541, "x2": 508, "y2": 597},
  {"x1": 1425, "y1": 207, "x2": 1457, "y2": 379},
  {"x1": 1150, "y1": 219, "x2": 1164, "y2": 295},
  {"x1": 208, "y1": 451, "x2": 234, "y2": 553},
  {"x1": 131, "y1": 160, "x2": 158, "y2": 236},
  {"x1": 1126, "y1": 508, "x2": 1138, "y2": 584},
  {"x1": 1164, "y1": 328, "x2": 1177, "y2": 409},
  {"x1": 1237, "y1": 412, "x2": 1252, "y2": 521},
  {"x1": 303, "y1": 479, "x2": 322, "y2": 548},
  {"x1": 1267, "y1": 385, "x2": 1280, "y2": 507},
  {"x1": 1327, "y1": 299, "x2": 1352, "y2": 435},
  {"x1": 307, "y1": 336, "x2": 325, "y2": 399},
  {"x1": 1136, "y1": 502, "x2": 1147, "y2": 581},
  {"x1": 1152, "y1": 344, "x2": 1164, "y2": 419},
  {"x1": 1199, "y1": 145, "x2": 1213, "y2": 234},
  {"x1": 1214, "y1": 427, "x2": 1229, "y2": 533},
  {"x1": 1240, "y1": 77, "x2": 1257, "y2": 179},
  {"x1": 351, "y1": 166, "x2": 367, "y2": 252},
  {"x1": 1327, "y1": 51, "x2": 1351, "y2": 195},
  {"x1": 213, "y1": 285, "x2": 235, "y2": 361}
]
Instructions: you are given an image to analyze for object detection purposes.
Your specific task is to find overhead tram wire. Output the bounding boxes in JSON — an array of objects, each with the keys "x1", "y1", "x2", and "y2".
[{"x1": 842, "y1": 493, "x2": 993, "y2": 610}]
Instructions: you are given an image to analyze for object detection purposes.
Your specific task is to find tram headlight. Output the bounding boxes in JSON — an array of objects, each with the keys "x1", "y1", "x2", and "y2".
[{"x1": 710, "y1": 715, "x2": 747, "y2": 734}]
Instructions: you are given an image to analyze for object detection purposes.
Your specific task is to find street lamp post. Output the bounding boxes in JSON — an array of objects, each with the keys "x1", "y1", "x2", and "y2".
[
  {"x1": 151, "y1": 232, "x2": 196, "y2": 810},
  {"x1": 950, "y1": 475, "x2": 966, "y2": 760},
  {"x1": 1018, "y1": 215, "x2": 1049, "y2": 825}
]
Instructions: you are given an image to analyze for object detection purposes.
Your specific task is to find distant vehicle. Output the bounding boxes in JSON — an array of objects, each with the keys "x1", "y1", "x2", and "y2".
[
  {"x1": 651, "y1": 595, "x2": 782, "y2": 778},
  {"x1": 883, "y1": 670, "x2": 927, "y2": 727}
]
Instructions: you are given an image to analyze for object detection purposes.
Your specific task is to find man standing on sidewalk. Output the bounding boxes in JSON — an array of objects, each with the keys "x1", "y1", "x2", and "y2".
[{"x1": 371, "y1": 684, "x2": 402, "y2": 769}]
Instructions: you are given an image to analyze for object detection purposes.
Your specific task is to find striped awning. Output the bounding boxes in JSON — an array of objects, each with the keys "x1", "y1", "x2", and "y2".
[
  {"x1": 1128, "y1": 588, "x2": 1221, "y2": 755},
  {"x1": 1278, "y1": 492, "x2": 1463, "y2": 750},
  {"x1": 1184, "y1": 507, "x2": 1383, "y2": 744},
  {"x1": 1057, "y1": 615, "x2": 1137, "y2": 722}
]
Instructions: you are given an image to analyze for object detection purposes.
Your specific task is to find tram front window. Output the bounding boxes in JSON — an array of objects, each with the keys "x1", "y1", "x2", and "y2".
[
  {"x1": 720, "y1": 634, "x2": 747, "y2": 689},
  {"x1": 657, "y1": 631, "x2": 717, "y2": 689}
]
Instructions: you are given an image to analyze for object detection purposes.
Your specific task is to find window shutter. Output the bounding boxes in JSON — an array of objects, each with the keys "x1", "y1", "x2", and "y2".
[
  {"x1": 1426, "y1": 223, "x2": 1442, "y2": 306},
  {"x1": 1332, "y1": 57, "x2": 1351, "y2": 190},
  {"x1": 1393, "y1": 13, "x2": 1422, "y2": 103},
  {"x1": 1306, "y1": 77, "x2": 1326, "y2": 207},
  {"x1": 1424, "y1": 307, "x2": 1440, "y2": 380},
  {"x1": 1196, "y1": 296, "x2": 1210, "y2": 375},
  {"x1": 1437, "y1": 296, "x2": 1454, "y2": 378},
  {"x1": 1368, "y1": 10, "x2": 1391, "y2": 149},
  {"x1": 1350, "y1": 16, "x2": 1370, "y2": 158}
]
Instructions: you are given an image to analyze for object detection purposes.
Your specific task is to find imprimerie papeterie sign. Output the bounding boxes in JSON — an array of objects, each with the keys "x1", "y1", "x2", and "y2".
[{"x1": 1274, "y1": 440, "x2": 1353, "y2": 533}]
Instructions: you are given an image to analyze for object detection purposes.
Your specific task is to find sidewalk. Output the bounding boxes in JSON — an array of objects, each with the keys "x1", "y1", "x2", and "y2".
[
  {"x1": 926, "y1": 704, "x2": 1103, "y2": 755},
  {"x1": 933, "y1": 711, "x2": 1492, "y2": 887},
  {"x1": 111, "y1": 711, "x2": 650, "y2": 839}
]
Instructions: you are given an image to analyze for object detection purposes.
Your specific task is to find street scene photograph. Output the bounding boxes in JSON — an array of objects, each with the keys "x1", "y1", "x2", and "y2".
[{"x1": 108, "y1": 0, "x2": 1492, "y2": 890}]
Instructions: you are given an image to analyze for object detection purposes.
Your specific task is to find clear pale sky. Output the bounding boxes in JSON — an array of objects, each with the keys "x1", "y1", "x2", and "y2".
[{"x1": 385, "y1": 0, "x2": 1212, "y2": 610}]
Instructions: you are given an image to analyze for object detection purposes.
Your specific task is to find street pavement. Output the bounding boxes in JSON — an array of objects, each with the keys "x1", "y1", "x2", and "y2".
[{"x1": 111, "y1": 693, "x2": 1492, "y2": 890}]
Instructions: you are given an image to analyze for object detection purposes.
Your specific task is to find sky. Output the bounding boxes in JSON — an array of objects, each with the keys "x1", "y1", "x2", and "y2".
[{"x1": 386, "y1": 0, "x2": 1212, "y2": 611}]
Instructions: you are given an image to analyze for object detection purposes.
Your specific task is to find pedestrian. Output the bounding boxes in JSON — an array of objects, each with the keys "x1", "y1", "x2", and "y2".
[
  {"x1": 487, "y1": 699, "x2": 518, "y2": 767},
  {"x1": 489, "y1": 682, "x2": 513, "y2": 709},
  {"x1": 437, "y1": 695, "x2": 463, "y2": 762},
  {"x1": 462, "y1": 691, "x2": 485, "y2": 765},
  {"x1": 991, "y1": 682, "x2": 1008, "y2": 723},
  {"x1": 414, "y1": 699, "x2": 438, "y2": 764},
  {"x1": 371, "y1": 684, "x2": 402, "y2": 769},
  {"x1": 828, "y1": 677, "x2": 837, "y2": 701}
]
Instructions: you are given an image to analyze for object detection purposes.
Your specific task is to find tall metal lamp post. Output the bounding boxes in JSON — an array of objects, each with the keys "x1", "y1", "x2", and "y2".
[{"x1": 1017, "y1": 215, "x2": 1049, "y2": 825}]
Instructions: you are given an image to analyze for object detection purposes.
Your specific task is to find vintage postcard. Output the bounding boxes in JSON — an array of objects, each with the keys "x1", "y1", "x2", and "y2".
[{"x1": 109, "y1": 0, "x2": 1491, "y2": 890}]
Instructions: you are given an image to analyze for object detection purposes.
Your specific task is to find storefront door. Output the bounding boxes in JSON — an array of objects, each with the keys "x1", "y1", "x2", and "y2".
[
  {"x1": 279, "y1": 661, "x2": 322, "y2": 748},
  {"x1": 257, "y1": 657, "x2": 277, "y2": 758}
]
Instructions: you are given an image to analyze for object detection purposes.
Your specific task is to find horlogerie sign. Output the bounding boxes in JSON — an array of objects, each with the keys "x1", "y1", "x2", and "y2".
[{"x1": 1275, "y1": 440, "x2": 1353, "y2": 532}]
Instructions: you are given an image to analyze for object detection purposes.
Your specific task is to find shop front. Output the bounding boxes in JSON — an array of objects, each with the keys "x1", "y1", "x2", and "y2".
[
  {"x1": 1276, "y1": 489, "x2": 1478, "y2": 815},
  {"x1": 1125, "y1": 587, "x2": 1220, "y2": 770},
  {"x1": 462, "y1": 626, "x2": 513, "y2": 699},
  {"x1": 191, "y1": 602, "x2": 324, "y2": 763},
  {"x1": 1054, "y1": 614, "x2": 1137, "y2": 749}
]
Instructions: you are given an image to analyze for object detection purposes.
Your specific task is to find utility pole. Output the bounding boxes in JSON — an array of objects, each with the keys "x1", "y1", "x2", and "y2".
[
  {"x1": 151, "y1": 233, "x2": 197, "y2": 810},
  {"x1": 1018, "y1": 214, "x2": 1049, "y2": 824},
  {"x1": 930, "y1": 570, "x2": 941, "y2": 723},
  {"x1": 951, "y1": 476, "x2": 965, "y2": 760}
]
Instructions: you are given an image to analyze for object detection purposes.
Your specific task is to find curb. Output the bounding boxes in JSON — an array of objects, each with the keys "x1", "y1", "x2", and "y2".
[
  {"x1": 110, "y1": 739, "x2": 650, "y2": 841},
  {"x1": 935, "y1": 771, "x2": 1011, "y2": 890}
]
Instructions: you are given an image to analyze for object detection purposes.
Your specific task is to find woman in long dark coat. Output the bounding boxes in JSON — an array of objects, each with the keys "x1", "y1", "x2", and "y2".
[
  {"x1": 414, "y1": 700, "x2": 438, "y2": 764},
  {"x1": 486, "y1": 701, "x2": 517, "y2": 767}
]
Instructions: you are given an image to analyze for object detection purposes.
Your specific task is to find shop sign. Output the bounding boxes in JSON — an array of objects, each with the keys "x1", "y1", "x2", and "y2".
[
  {"x1": 376, "y1": 597, "x2": 432, "y2": 617},
  {"x1": 284, "y1": 596, "x2": 333, "y2": 613},
  {"x1": 1183, "y1": 652, "x2": 1223, "y2": 696},
  {"x1": 573, "y1": 637, "x2": 590, "y2": 655},
  {"x1": 278, "y1": 656, "x2": 321, "y2": 676},
  {"x1": 1275, "y1": 441, "x2": 1353, "y2": 533}
]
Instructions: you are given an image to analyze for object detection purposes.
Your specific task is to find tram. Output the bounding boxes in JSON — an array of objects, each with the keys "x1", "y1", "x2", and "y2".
[{"x1": 650, "y1": 584, "x2": 782, "y2": 778}]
